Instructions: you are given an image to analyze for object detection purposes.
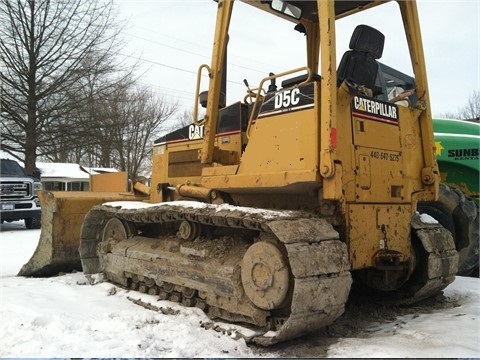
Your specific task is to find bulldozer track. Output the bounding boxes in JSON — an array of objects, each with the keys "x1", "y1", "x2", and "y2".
[
  {"x1": 80, "y1": 201, "x2": 352, "y2": 345},
  {"x1": 400, "y1": 214, "x2": 459, "y2": 304},
  {"x1": 418, "y1": 183, "x2": 479, "y2": 276},
  {"x1": 79, "y1": 202, "x2": 457, "y2": 345}
]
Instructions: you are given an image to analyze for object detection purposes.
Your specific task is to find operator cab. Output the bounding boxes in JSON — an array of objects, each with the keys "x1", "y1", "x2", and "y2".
[{"x1": 376, "y1": 62, "x2": 418, "y2": 107}]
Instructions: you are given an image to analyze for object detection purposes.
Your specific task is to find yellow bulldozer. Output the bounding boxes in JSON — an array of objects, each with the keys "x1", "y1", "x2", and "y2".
[{"x1": 20, "y1": 0, "x2": 465, "y2": 345}]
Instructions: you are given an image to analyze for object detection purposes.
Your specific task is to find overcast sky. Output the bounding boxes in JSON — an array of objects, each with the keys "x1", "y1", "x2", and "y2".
[{"x1": 115, "y1": 0, "x2": 479, "y2": 119}]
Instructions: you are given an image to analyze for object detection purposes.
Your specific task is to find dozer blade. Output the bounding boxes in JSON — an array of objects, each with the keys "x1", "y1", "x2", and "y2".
[{"x1": 18, "y1": 190, "x2": 146, "y2": 277}]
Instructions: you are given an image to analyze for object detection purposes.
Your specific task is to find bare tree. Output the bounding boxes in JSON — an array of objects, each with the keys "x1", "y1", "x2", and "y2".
[
  {"x1": 437, "y1": 90, "x2": 480, "y2": 123},
  {"x1": 172, "y1": 109, "x2": 196, "y2": 129},
  {"x1": 0, "y1": 0, "x2": 127, "y2": 175},
  {"x1": 459, "y1": 90, "x2": 480, "y2": 123},
  {"x1": 99, "y1": 84, "x2": 178, "y2": 180},
  {"x1": 38, "y1": 56, "x2": 137, "y2": 164}
]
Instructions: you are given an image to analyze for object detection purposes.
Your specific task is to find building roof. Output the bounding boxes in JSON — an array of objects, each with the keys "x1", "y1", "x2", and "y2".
[
  {"x1": 37, "y1": 163, "x2": 119, "y2": 180},
  {"x1": 36, "y1": 162, "x2": 90, "y2": 180}
]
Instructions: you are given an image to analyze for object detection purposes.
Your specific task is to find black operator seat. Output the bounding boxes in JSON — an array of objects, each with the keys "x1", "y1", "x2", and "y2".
[{"x1": 337, "y1": 24, "x2": 385, "y2": 92}]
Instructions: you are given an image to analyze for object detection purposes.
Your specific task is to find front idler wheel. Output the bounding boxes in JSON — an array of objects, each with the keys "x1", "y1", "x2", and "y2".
[
  {"x1": 100, "y1": 217, "x2": 135, "y2": 253},
  {"x1": 241, "y1": 241, "x2": 291, "y2": 310}
]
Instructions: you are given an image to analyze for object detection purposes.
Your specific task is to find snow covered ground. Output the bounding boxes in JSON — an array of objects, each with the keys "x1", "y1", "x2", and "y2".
[{"x1": 1, "y1": 220, "x2": 479, "y2": 358}]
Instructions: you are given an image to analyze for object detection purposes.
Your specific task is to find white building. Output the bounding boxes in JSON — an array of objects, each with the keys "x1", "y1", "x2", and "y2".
[{"x1": 36, "y1": 163, "x2": 118, "y2": 191}]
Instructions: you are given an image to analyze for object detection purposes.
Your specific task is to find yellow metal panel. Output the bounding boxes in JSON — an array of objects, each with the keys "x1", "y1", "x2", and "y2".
[
  {"x1": 352, "y1": 115, "x2": 401, "y2": 151},
  {"x1": 324, "y1": 85, "x2": 355, "y2": 201},
  {"x1": 238, "y1": 108, "x2": 318, "y2": 175},
  {"x1": 347, "y1": 204, "x2": 412, "y2": 269},
  {"x1": 398, "y1": 0, "x2": 439, "y2": 199},
  {"x1": 90, "y1": 172, "x2": 128, "y2": 192},
  {"x1": 354, "y1": 146, "x2": 405, "y2": 203},
  {"x1": 19, "y1": 190, "x2": 145, "y2": 276},
  {"x1": 202, "y1": 165, "x2": 238, "y2": 177},
  {"x1": 202, "y1": 169, "x2": 319, "y2": 192},
  {"x1": 356, "y1": 154, "x2": 371, "y2": 190},
  {"x1": 318, "y1": 0, "x2": 336, "y2": 178},
  {"x1": 322, "y1": 163, "x2": 344, "y2": 200},
  {"x1": 200, "y1": 0, "x2": 234, "y2": 164},
  {"x1": 149, "y1": 153, "x2": 167, "y2": 203},
  {"x1": 396, "y1": 105, "x2": 432, "y2": 200}
]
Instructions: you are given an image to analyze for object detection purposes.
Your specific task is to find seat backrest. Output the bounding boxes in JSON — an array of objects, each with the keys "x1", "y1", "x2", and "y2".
[{"x1": 337, "y1": 25, "x2": 385, "y2": 90}]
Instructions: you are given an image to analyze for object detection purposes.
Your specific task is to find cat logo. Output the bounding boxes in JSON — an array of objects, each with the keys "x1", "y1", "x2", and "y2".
[
  {"x1": 188, "y1": 125, "x2": 204, "y2": 140},
  {"x1": 352, "y1": 95, "x2": 398, "y2": 124}
]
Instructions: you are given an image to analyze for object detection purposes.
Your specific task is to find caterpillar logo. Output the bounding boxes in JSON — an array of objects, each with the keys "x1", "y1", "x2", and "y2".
[
  {"x1": 188, "y1": 125, "x2": 204, "y2": 140},
  {"x1": 352, "y1": 95, "x2": 398, "y2": 124}
]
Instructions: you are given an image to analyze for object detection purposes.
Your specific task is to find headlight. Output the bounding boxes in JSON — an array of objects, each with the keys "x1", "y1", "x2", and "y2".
[{"x1": 33, "y1": 182, "x2": 42, "y2": 196}]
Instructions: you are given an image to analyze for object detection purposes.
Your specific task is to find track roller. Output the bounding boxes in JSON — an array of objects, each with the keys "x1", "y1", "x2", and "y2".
[{"x1": 178, "y1": 220, "x2": 201, "y2": 241}]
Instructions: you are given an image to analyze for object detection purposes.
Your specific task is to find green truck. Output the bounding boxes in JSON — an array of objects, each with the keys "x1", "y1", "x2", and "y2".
[
  {"x1": 433, "y1": 118, "x2": 479, "y2": 203},
  {"x1": 425, "y1": 118, "x2": 479, "y2": 276}
]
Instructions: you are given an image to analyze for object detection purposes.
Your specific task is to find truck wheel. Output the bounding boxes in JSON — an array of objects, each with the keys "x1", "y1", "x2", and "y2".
[
  {"x1": 418, "y1": 183, "x2": 479, "y2": 276},
  {"x1": 25, "y1": 217, "x2": 41, "y2": 229}
]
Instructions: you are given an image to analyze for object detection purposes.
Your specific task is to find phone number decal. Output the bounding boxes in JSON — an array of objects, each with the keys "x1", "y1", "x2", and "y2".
[{"x1": 370, "y1": 150, "x2": 400, "y2": 162}]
